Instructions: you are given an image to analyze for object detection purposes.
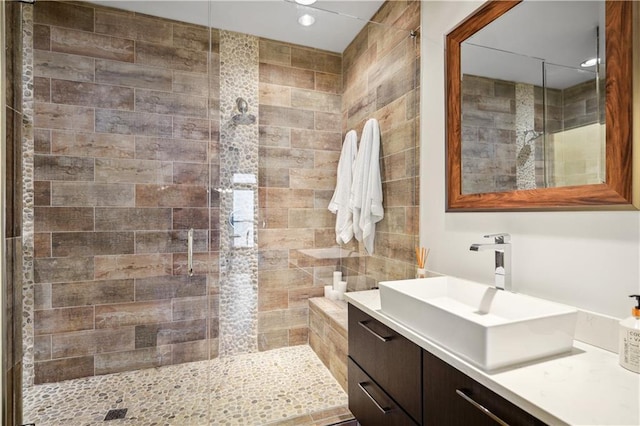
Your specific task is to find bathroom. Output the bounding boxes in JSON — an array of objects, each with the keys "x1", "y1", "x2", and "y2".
[
  {"x1": 2, "y1": 0, "x2": 418, "y2": 424},
  {"x1": 2, "y1": 0, "x2": 639, "y2": 425}
]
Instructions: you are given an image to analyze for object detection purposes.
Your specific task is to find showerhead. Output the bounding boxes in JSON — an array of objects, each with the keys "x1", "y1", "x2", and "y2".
[
  {"x1": 236, "y1": 97, "x2": 248, "y2": 114},
  {"x1": 520, "y1": 129, "x2": 543, "y2": 144},
  {"x1": 231, "y1": 97, "x2": 256, "y2": 125}
]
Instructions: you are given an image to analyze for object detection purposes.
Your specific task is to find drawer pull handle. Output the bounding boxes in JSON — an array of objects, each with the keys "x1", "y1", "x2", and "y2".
[
  {"x1": 456, "y1": 389, "x2": 510, "y2": 426},
  {"x1": 358, "y1": 382, "x2": 390, "y2": 415},
  {"x1": 358, "y1": 320, "x2": 392, "y2": 342}
]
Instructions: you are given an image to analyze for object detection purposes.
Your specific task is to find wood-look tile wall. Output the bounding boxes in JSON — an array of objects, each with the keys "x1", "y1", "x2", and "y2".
[
  {"x1": 341, "y1": 1, "x2": 420, "y2": 289},
  {"x1": 461, "y1": 75, "x2": 519, "y2": 194},
  {"x1": 28, "y1": 0, "x2": 421, "y2": 375},
  {"x1": 461, "y1": 75, "x2": 601, "y2": 193},
  {"x1": 4, "y1": 2, "x2": 25, "y2": 423},
  {"x1": 308, "y1": 298, "x2": 348, "y2": 391},
  {"x1": 559, "y1": 79, "x2": 604, "y2": 130},
  {"x1": 257, "y1": 39, "x2": 343, "y2": 351},
  {"x1": 32, "y1": 1, "x2": 219, "y2": 384}
]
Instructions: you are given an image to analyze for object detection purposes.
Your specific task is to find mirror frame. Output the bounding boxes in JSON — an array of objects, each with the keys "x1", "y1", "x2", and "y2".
[{"x1": 446, "y1": 0, "x2": 636, "y2": 211}]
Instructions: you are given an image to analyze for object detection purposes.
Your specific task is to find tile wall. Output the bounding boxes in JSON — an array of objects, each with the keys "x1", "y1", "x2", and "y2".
[
  {"x1": 4, "y1": 1, "x2": 26, "y2": 423},
  {"x1": 257, "y1": 38, "x2": 343, "y2": 351},
  {"x1": 24, "y1": 0, "x2": 421, "y2": 384},
  {"x1": 461, "y1": 74, "x2": 602, "y2": 194},
  {"x1": 461, "y1": 75, "x2": 519, "y2": 194},
  {"x1": 31, "y1": 1, "x2": 219, "y2": 384},
  {"x1": 308, "y1": 298, "x2": 348, "y2": 391},
  {"x1": 341, "y1": 1, "x2": 421, "y2": 289}
]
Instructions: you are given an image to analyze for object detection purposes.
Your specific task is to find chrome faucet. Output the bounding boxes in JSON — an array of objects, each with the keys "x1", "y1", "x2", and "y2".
[{"x1": 470, "y1": 233, "x2": 512, "y2": 291}]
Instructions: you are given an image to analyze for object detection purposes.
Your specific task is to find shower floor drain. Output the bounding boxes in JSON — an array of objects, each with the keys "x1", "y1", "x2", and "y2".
[{"x1": 104, "y1": 408, "x2": 128, "y2": 421}]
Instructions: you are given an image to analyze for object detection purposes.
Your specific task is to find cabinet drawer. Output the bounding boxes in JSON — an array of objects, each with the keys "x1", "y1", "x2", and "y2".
[
  {"x1": 423, "y1": 350, "x2": 546, "y2": 426},
  {"x1": 349, "y1": 358, "x2": 418, "y2": 426},
  {"x1": 348, "y1": 304, "x2": 422, "y2": 423}
]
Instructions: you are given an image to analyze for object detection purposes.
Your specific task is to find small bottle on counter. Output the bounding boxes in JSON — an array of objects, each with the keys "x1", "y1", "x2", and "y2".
[{"x1": 619, "y1": 294, "x2": 640, "y2": 373}]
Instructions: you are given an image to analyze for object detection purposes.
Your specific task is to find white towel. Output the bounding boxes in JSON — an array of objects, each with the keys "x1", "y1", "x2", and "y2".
[
  {"x1": 328, "y1": 130, "x2": 358, "y2": 244},
  {"x1": 350, "y1": 118, "x2": 383, "y2": 255}
]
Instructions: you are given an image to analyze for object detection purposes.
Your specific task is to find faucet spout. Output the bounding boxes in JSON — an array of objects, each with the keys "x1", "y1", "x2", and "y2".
[
  {"x1": 470, "y1": 243, "x2": 504, "y2": 252},
  {"x1": 470, "y1": 233, "x2": 512, "y2": 291}
]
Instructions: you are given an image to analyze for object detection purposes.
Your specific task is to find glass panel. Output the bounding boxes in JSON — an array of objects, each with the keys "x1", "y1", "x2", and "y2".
[
  {"x1": 211, "y1": 2, "x2": 420, "y2": 420},
  {"x1": 20, "y1": 0, "x2": 420, "y2": 423},
  {"x1": 337, "y1": 21, "x2": 421, "y2": 287},
  {"x1": 23, "y1": 0, "x2": 215, "y2": 423},
  {"x1": 544, "y1": 62, "x2": 605, "y2": 187}
]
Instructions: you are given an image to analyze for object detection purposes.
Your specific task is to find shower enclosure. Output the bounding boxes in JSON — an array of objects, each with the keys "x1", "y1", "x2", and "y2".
[{"x1": 2, "y1": 0, "x2": 420, "y2": 423}]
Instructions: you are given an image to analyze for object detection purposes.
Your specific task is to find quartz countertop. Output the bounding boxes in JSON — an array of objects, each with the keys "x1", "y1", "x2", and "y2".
[{"x1": 345, "y1": 290, "x2": 640, "y2": 426}]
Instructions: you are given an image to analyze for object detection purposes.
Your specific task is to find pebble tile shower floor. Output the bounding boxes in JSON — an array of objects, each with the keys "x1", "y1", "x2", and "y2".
[{"x1": 23, "y1": 345, "x2": 351, "y2": 426}]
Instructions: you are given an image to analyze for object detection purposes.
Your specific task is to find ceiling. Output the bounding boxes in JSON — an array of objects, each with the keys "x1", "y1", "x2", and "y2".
[
  {"x1": 462, "y1": 1, "x2": 605, "y2": 90},
  {"x1": 87, "y1": 0, "x2": 386, "y2": 53}
]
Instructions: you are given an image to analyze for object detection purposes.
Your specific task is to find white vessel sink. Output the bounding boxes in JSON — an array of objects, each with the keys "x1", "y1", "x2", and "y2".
[{"x1": 379, "y1": 276, "x2": 577, "y2": 371}]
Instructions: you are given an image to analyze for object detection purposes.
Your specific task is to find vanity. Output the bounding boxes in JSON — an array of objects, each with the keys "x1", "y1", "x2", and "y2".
[
  {"x1": 343, "y1": 0, "x2": 640, "y2": 422},
  {"x1": 345, "y1": 284, "x2": 640, "y2": 426}
]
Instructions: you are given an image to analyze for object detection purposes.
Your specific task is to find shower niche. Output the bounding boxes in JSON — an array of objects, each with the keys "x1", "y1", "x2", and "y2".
[{"x1": 230, "y1": 188, "x2": 255, "y2": 249}]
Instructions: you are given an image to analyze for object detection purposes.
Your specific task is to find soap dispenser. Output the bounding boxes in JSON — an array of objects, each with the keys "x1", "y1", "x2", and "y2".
[{"x1": 619, "y1": 294, "x2": 640, "y2": 373}]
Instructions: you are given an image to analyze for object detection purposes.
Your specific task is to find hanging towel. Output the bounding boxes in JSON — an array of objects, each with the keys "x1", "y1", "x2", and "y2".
[
  {"x1": 328, "y1": 130, "x2": 358, "y2": 244},
  {"x1": 350, "y1": 118, "x2": 383, "y2": 255}
]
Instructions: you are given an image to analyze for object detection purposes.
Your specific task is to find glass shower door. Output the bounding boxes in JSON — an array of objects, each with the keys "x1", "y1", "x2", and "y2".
[{"x1": 24, "y1": 0, "x2": 217, "y2": 423}]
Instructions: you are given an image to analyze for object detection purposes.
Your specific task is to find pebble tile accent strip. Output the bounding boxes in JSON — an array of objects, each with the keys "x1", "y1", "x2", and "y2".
[
  {"x1": 515, "y1": 83, "x2": 536, "y2": 190},
  {"x1": 218, "y1": 30, "x2": 260, "y2": 357},
  {"x1": 23, "y1": 345, "x2": 349, "y2": 425},
  {"x1": 21, "y1": 2, "x2": 36, "y2": 390}
]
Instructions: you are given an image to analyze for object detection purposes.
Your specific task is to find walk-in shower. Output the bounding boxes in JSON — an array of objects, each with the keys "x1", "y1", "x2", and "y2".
[{"x1": 3, "y1": 0, "x2": 421, "y2": 423}]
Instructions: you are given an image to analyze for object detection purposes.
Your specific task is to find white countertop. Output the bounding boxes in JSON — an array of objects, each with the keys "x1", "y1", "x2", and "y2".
[{"x1": 345, "y1": 290, "x2": 640, "y2": 426}]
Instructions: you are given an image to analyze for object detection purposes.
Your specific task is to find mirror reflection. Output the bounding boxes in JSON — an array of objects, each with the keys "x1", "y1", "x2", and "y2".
[{"x1": 460, "y1": 1, "x2": 606, "y2": 195}]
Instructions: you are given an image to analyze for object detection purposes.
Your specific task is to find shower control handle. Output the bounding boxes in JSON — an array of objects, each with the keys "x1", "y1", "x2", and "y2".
[{"x1": 229, "y1": 211, "x2": 253, "y2": 227}]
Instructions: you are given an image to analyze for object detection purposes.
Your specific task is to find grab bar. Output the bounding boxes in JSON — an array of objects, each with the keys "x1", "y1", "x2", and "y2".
[{"x1": 187, "y1": 228, "x2": 194, "y2": 277}]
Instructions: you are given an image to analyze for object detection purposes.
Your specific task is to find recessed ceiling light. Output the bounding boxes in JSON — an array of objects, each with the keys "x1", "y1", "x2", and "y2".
[
  {"x1": 580, "y1": 57, "x2": 600, "y2": 68},
  {"x1": 298, "y1": 14, "x2": 315, "y2": 26},
  {"x1": 295, "y1": 0, "x2": 317, "y2": 5}
]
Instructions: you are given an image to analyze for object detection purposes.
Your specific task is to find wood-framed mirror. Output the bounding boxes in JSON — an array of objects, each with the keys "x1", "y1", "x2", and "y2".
[{"x1": 446, "y1": 0, "x2": 636, "y2": 211}]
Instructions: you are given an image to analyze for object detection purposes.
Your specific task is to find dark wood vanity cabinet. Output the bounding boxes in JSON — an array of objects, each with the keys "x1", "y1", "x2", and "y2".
[
  {"x1": 423, "y1": 350, "x2": 547, "y2": 426},
  {"x1": 348, "y1": 304, "x2": 422, "y2": 425},
  {"x1": 348, "y1": 358, "x2": 418, "y2": 426},
  {"x1": 348, "y1": 305, "x2": 547, "y2": 426}
]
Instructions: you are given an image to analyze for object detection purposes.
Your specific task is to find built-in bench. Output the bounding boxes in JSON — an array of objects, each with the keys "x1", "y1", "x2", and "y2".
[{"x1": 308, "y1": 297, "x2": 348, "y2": 391}]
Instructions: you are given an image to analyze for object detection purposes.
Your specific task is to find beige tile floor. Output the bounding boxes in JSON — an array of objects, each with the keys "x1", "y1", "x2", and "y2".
[{"x1": 23, "y1": 345, "x2": 352, "y2": 426}]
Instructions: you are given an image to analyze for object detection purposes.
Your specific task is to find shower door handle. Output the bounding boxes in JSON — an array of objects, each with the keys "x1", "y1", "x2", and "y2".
[{"x1": 187, "y1": 228, "x2": 194, "y2": 277}]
